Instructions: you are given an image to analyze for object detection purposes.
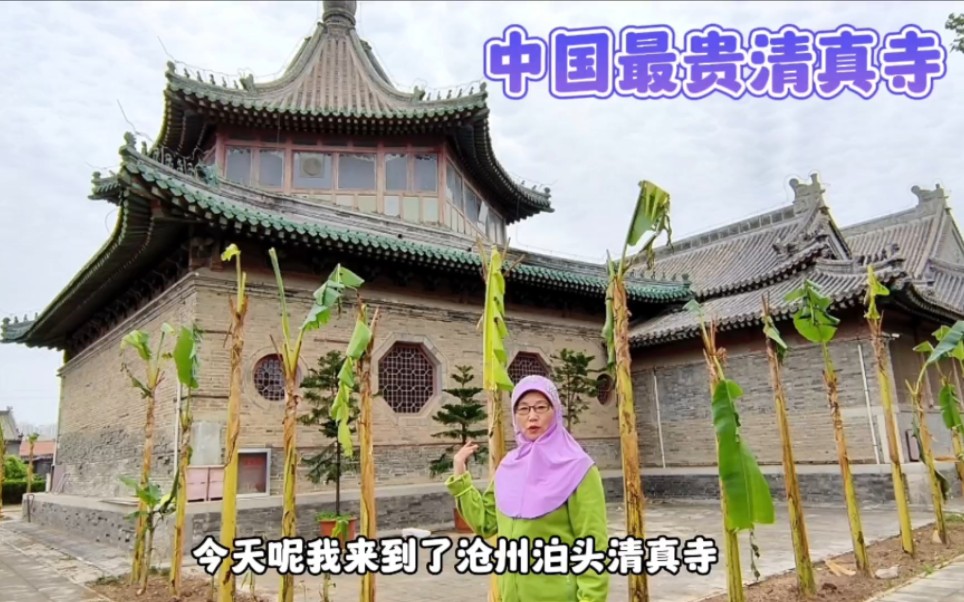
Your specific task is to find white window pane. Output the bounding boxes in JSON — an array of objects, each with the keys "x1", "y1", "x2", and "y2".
[
  {"x1": 226, "y1": 148, "x2": 251, "y2": 185},
  {"x1": 338, "y1": 153, "x2": 376, "y2": 190},
  {"x1": 465, "y1": 188, "x2": 481, "y2": 223},
  {"x1": 294, "y1": 152, "x2": 332, "y2": 189},
  {"x1": 385, "y1": 153, "x2": 407, "y2": 190},
  {"x1": 258, "y1": 150, "x2": 284, "y2": 187},
  {"x1": 414, "y1": 154, "x2": 438, "y2": 192},
  {"x1": 446, "y1": 162, "x2": 463, "y2": 207}
]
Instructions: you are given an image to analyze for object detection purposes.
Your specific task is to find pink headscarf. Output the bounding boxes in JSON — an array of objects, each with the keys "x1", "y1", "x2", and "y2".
[{"x1": 494, "y1": 375, "x2": 595, "y2": 519}]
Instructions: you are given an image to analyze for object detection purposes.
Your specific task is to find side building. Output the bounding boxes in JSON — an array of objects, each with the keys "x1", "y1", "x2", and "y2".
[{"x1": 627, "y1": 175, "x2": 964, "y2": 504}]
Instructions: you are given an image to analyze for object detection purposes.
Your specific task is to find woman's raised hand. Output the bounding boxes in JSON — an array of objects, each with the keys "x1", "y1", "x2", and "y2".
[{"x1": 453, "y1": 441, "x2": 479, "y2": 475}]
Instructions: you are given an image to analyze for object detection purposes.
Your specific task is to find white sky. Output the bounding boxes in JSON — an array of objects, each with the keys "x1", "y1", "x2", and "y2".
[{"x1": 1, "y1": 1, "x2": 962, "y2": 428}]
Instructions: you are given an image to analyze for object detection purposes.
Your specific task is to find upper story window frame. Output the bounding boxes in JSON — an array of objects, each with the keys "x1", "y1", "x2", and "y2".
[{"x1": 211, "y1": 128, "x2": 506, "y2": 245}]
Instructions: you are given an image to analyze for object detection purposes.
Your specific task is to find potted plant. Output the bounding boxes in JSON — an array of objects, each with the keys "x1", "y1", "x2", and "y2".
[
  {"x1": 299, "y1": 350, "x2": 360, "y2": 542},
  {"x1": 429, "y1": 365, "x2": 488, "y2": 533}
]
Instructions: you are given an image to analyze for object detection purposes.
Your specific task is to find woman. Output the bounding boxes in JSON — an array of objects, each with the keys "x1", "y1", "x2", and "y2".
[{"x1": 445, "y1": 374, "x2": 611, "y2": 601}]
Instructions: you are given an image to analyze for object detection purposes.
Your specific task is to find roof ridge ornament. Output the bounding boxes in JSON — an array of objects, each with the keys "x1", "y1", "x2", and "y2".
[
  {"x1": 911, "y1": 183, "x2": 947, "y2": 206},
  {"x1": 322, "y1": 0, "x2": 357, "y2": 27},
  {"x1": 788, "y1": 172, "x2": 825, "y2": 213}
]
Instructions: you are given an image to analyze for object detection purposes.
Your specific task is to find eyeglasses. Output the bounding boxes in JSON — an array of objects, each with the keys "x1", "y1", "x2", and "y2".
[{"x1": 515, "y1": 404, "x2": 551, "y2": 416}]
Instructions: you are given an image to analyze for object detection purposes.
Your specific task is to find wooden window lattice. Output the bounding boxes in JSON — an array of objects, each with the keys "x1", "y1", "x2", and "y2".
[
  {"x1": 596, "y1": 373, "x2": 614, "y2": 404},
  {"x1": 254, "y1": 354, "x2": 286, "y2": 401},
  {"x1": 378, "y1": 343, "x2": 436, "y2": 413},
  {"x1": 508, "y1": 352, "x2": 549, "y2": 384}
]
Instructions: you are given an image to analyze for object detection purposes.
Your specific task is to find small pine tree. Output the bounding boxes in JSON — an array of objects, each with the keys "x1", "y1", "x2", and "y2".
[
  {"x1": 299, "y1": 350, "x2": 360, "y2": 516},
  {"x1": 550, "y1": 348, "x2": 598, "y2": 432},
  {"x1": 429, "y1": 365, "x2": 488, "y2": 477}
]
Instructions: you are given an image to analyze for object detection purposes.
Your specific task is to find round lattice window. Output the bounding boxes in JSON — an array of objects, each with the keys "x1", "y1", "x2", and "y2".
[{"x1": 253, "y1": 354, "x2": 286, "y2": 401}]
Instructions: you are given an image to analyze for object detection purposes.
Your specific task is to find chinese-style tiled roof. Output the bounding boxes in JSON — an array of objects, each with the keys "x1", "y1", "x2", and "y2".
[
  {"x1": 2, "y1": 136, "x2": 689, "y2": 351},
  {"x1": 19, "y1": 439, "x2": 55, "y2": 458},
  {"x1": 0, "y1": 409, "x2": 20, "y2": 443},
  {"x1": 843, "y1": 184, "x2": 964, "y2": 272},
  {"x1": 842, "y1": 184, "x2": 964, "y2": 312},
  {"x1": 633, "y1": 174, "x2": 851, "y2": 299},
  {"x1": 627, "y1": 176, "x2": 964, "y2": 348},
  {"x1": 629, "y1": 254, "x2": 959, "y2": 348},
  {"x1": 924, "y1": 258, "x2": 964, "y2": 311},
  {"x1": 154, "y1": 0, "x2": 551, "y2": 224}
]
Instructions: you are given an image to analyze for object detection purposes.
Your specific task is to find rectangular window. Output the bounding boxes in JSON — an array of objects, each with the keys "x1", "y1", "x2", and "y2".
[
  {"x1": 414, "y1": 154, "x2": 438, "y2": 192},
  {"x1": 258, "y1": 150, "x2": 284, "y2": 188},
  {"x1": 338, "y1": 153, "x2": 376, "y2": 190},
  {"x1": 225, "y1": 148, "x2": 251, "y2": 185},
  {"x1": 293, "y1": 152, "x2": 332, "y2": 189},
  {"x1": 384, "y1": 153, "x2": 408, "y2": 190},
  {"x1": 464, "y1": 186, "x2": 481, "y2": 223},
  {"x1": 446, "y1": 162, "x2": 463, "y2": 208}
]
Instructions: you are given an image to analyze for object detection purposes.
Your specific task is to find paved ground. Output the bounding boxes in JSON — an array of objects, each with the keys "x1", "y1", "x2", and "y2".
[
  {"x1": 872, "y1": 554, "x2": 964, "y2": 602},
  {"x1": 1, "y1": 499, "x2": 963, "y2": 602},
  {"x1": 0, "y1": 509, "x2": 108, "y2": 602},
  {"x1": 244, "y1": 499, "x2": 962, "y2": 602}
]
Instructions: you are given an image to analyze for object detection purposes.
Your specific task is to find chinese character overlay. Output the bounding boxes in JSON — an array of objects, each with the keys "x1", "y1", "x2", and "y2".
[
  {"x1": 549, "y1": 27, "x2": 615, "y2": 99},
  {"x1": 481, "y1": 22, "x2": 946, "y2": 101},
  {"x1": 878, "y1": 25, "x2": 947, "y2": 99},
  {"x1": 483, "y1": 25, "x2": 547, "y2": 100}
]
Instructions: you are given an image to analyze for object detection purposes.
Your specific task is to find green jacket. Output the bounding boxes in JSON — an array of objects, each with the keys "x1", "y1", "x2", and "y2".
[{"x1": 445, "y1": 465, "x2": 611, "y2": 602}]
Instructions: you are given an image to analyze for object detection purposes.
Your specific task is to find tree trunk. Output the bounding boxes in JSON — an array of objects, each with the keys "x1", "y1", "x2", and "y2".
[
  {"x1": 822, "y1": 345, "x2": 871, "y2": 575},
  {"x1": 358, "y1": 308, "x2": 380, "y2": 602},
  {"x1": 762, "y1": 312, "x2": 816, "y2": 596},
  {"x1": 336, "y1": 440, "x2": 341, "y2": 516},
  {"x1": 279, "y1": 367, "x2": 301, "y2": 602},
  {"x1": 868, "y1": 319, "x2": 915, "y2": 555},
  {"x1": 218, "y1": 294, "x2": 247, "y2": 602},
  {"x1": 910, "y1": 383, "x2": 948, "y2": 544},
  {"x1": 171, "y1": 397, "x2": 191, "y2": 595},
  {"x1": 702, "y1": 331, "x2": 743, "y2": 602},
  {"x1": 131, "y1": 390, "x2": 157, "y2": 586},
  {"x1": 612, "y1": 277, "x2": 649, "y2": 602},
  {"x1": 27, "y1": 445, "x2": 34, "y2": 494}
]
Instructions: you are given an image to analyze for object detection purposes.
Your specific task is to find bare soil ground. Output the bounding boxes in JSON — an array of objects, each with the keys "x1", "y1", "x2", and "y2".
[
  {"x1": 89, "y1": 569, "x2": 271, "y2": 602},
  {"x1": 702, "y1": 517, "x2": 964, "y2": 602}
]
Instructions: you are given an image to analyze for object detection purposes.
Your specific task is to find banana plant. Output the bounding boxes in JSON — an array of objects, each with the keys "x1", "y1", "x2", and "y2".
[
  {"x1": 930, "y1": 322, "x2": 964, "y2": 496},
  {"x1": 479, "y1": 245, "x2": 514, "y2": 473},
  {"x1": 218, "y1": 243, "x2": 248, "y2": 602},
  {"x1": 120, "y1": 475, "x2": 176, "y2": 595},
  {"x1": 600, "y1": 180, "x2": 673, "y2": 602},
  {"x1": 863, "y1": 266, "x2": 915, "y2": 555},
  {"x1": 478, "y1": 243, "x2": 516, "y2": 602},
  {"x1": 169, "y1": 323, "x2": 202, "y2": 596},
  {"x1": 687, "y1": 299, "x2": 774, "y2": 602},
  {"x1": 330, "y1": 298, "x2": 379, "y2": 602},
  {"x1": 909, "y1": 319, "x2": 964, "y2": 544},
  {"x1": 120, "y1": 325, "x2": 173, "y2": 587},
  {"x1": 268, "y1": 248, "x2": 364, "y2": 602},
  {"x1": 785, "y1": 279, "x2": 870, "y2": 576},
  {"x1": 761, "y1": 296, "x2": 815, "y2": 596}
]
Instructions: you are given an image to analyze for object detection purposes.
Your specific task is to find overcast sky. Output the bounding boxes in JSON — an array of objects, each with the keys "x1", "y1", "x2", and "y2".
[{"x1": 1, "y1": 1, "x2": 962, "y2": 430}]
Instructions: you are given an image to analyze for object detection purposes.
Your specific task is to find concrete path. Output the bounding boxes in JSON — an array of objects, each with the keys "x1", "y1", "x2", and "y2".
[
  {"x1": 0, "y1": 526, "x2": 108, "y2": 601},
  {"x1": 872, "y1": 554, "x2": 964, "y2": 602},
  {"x1": 243, "y1": 499, "x2": 963, "y2": 602}
]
